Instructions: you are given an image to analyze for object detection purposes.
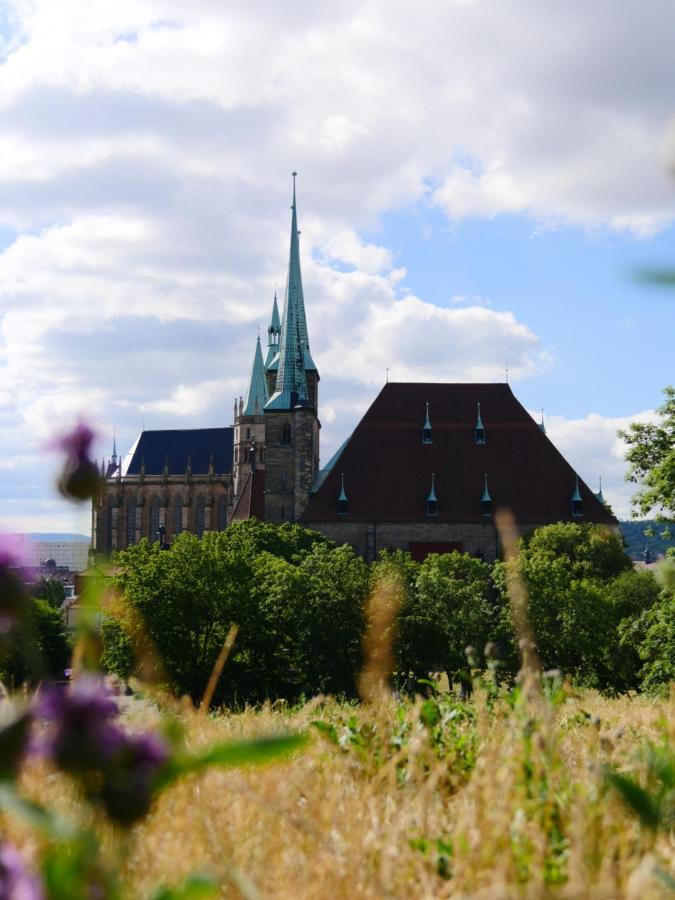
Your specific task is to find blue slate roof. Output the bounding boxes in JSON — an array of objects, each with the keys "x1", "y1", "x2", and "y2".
[{"x1": 122, "y1": 427, "x2": 234, "y2": 476}]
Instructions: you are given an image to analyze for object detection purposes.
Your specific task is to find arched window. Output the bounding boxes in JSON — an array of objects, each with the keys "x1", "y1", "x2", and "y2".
[
  {"x1": 126, "y1": 498, "x2": 136, "y2": 547},
  {"x1": 174, "y1": 495, "x2": 183, "y2": 536},
  {"x1": 282, "y1": 422, "x2": 291, "y2": 445},
  {"x1": 217, "y1": 495, "x2": 228, "y2": 531},
  {"x1": 148, "y1": 497, "x2": 160, "y2": 540},
  {"x1": 196, "y1": 495, "x2": 206, "y2": 538},
  {"x1": 246, "y1": 427, "x2": 250, "y2": 440}
]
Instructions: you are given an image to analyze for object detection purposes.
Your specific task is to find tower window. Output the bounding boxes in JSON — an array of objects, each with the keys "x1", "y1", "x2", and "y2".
[
  {"x1": 282, "y1": 423, "x2": 291, "y2": 445},
  {"x1": 174, "y1": 495, "x2": 183, "y2": 535}
]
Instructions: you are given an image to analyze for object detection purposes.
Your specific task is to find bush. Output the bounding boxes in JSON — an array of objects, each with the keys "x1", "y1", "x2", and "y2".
[{"x1": 0, "y1": 599, "x2": 70, "y2": 688}]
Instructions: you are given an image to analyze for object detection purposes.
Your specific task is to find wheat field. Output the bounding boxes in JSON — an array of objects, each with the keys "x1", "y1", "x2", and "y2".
[{"x1": 8, "y1": 680, "x2": 672, "y2": 900}]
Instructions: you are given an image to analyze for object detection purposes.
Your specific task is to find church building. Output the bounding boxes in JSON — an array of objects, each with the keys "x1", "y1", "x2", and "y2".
[{"x1": 92, "y1": 177, "x2": 616, "y2": 561}]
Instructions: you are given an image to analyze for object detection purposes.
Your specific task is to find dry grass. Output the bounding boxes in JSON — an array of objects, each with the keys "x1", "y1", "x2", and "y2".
[{"x1": 9, "y1": 684, "x2": 674, "y2": 899}]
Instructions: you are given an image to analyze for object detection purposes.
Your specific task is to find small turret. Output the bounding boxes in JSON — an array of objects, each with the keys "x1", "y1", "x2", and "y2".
[{"x1": 571, "y1": 476, "x2": 582, "y2": 517}]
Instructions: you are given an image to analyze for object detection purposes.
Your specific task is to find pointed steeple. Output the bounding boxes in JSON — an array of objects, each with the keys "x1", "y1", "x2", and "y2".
[
  {"x1": 265, "y1": 292, "x2": 282, "y2": 368},
  {"x1": 266, "y1": 173, "x2": 316, "y2": 410},
  {"x1": 111, "y1": 431, "x2": 117, "y2": 463},
  {"x1": 539, "y1": 408, "x2": 546, "y2": 434},
  {"x1": 242, "y1": 335, "x2": 269, "y2": 416}
]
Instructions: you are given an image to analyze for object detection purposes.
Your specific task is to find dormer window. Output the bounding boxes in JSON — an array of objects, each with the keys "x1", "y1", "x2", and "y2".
[
  {"x1": 422, "y1": 401, "x2": 433, "y2": 444},
  {"x1": 282, "y1": 422, "x2": 291, "y2": 445},
  {"x1": 338, "y1": 472, "x2": 348, "y2": 515},
  {"x1": 426, "y1": 473, "x2": 438, "y2": 516},
  {"x1": 475, "y1": 402, "x2": 486, "y2": 444},
  {"x1": 480, "y1": 473, "x2": 492, "y2": 516},
  {"x1": 571, "y1": 476, "x2": 583, "y2": 517}
]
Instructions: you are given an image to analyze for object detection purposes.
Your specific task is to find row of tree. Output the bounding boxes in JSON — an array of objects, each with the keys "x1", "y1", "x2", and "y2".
[{"x1": 100, "y1": 519, "x2": 674, "y2": 705}]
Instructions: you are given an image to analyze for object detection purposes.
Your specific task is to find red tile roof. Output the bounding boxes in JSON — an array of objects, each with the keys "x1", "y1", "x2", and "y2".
[{"x1": 301, "y1": 383, "x2": 616, "y2": 526}]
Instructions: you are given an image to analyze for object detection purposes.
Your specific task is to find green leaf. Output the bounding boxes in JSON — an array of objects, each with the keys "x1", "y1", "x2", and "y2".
[
  {"x1": 605, "y1": 769, "x2": 661, "y2": 830},
  {"x1": 311, "y1": 720, "x2": 339, "y2": 744},
  {"x1": 151, "y1": 873, "x2": 219, "y2": 900},
  {"x1": 155, "y1": 732, "x2": 308, "y2": 792}
]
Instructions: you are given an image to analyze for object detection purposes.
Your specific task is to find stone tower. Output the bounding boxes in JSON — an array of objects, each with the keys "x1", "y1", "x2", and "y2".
[
  {"x1": 233, "y1": 334, "x2": 268, "y2": 498},
  {"x1": 264, "y1": 174, "x2": 320, "y2": 522}
]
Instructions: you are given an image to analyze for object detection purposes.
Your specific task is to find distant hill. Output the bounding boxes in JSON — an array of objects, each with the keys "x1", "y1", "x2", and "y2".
[
  {"x1": 24, "y1": 533, "x2": 90, "y2": 542},
  {"x1": 619, "y1": 520, "x2": 674, "y2": 559}
]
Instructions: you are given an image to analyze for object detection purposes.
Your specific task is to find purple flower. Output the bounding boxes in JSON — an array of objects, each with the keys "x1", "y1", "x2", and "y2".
[
  {"x1": 51, "y1": 422, "x2": 102, "y2": 502},
  {"x1": 0, "y1": 843, "x2": 44, "y2": 900},
  {"x1": 99, "y1": 731, "x2": 170, "y2": 825},
  {"x1": 35, "y1": 677, "x2": 123, "y2": 773}
]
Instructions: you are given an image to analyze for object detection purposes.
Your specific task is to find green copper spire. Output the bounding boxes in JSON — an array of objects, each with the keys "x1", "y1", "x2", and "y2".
[
  {"x1": 266, "y1": 173, "x2": 316, "y2": 410},
  {"x1": 266, "y1": 292, "x2": 281, "y2": 369},
  {"x1": 242, "y1": 335, "x2": 269, "y2": 416},
  {"x1": 270, "y1": 291, "x2": 281, "y2": 334},
  {"x1": 571, "y1": 475, "x2": 583, "y2": 517},
  {"x1": 338, "y1": 472, "x2": 348, "y2": 502},
  {"x1": 427, "y1": 472, "x2": 438, "y2": 502},
  {"x1": 475, "y1": 402, "x2": 486, "y2": 444},
  {"x1": 595, "y1": 476, "x2": 605, "y2": 504}
]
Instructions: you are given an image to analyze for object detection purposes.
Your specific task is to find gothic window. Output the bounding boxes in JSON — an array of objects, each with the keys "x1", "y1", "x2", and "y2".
[
  {"x1": 217, "y1": 495, "x2": 228, "y2": 531},
  {"x1": 259, "y1": 447, "x2": 264, "y2": 463},
  {"x1": 282, "y1": 422, "x2": 291, "y2": 445},
  {"x1": 246, "y1": 427, "x2": 250, "y2": 440},
  {"x1": 148, "y1": 497, "x2": 160, "y2": 540},
  {"x1": 174, "y1": 495, "x2": 183, "y2": 535},
  {"x1": 235, "y1": 447, "x2": 239, "y2": 462},
  {"x1": 126, "y1": 498, "x2": 136, "y2": 547},
  {"x1": 196, "y1": 495, "x2": 206, "y2": 538}
]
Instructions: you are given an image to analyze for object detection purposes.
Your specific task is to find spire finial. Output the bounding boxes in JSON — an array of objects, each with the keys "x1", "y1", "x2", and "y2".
[
  {"x1": 112, "y1": 430, "x2": 117, "y2": 462},
  {"x1": 291, "y1": 171, "x2": 297, "y2": 209}
]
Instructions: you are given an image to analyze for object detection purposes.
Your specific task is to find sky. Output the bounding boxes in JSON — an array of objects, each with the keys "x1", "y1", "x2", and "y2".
[{"x1": 1, "y1": 0, "x2": 674, "y2": 535}]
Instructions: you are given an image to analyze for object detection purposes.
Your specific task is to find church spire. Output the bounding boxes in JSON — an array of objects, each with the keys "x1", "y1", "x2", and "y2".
[
  {"x1": 242, "y1": 335, "x2": 269, "y2": 416},
  {"x1": 266, "y1": 173, "x2": 317, "y2": 410}
]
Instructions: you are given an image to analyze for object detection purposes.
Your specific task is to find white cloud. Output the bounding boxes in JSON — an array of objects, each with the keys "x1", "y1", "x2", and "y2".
[
  {"x1": 1, "y1": 0, "x2": 674, "y2": 531},
  {"x1": 540, "y1": 409, "x2": 660, "y2": 519}
]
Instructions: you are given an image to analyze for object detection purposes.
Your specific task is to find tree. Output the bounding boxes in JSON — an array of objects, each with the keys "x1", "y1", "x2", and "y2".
[
  {"x1": 0, "y1": 599, "x2": 71, "y2": 688},
  {"x1": 32, "y1": 577, "x2": 66, "y2": 609},
  {"x1": 619, "y1": 386, "x2": 675, "y2": 523},
  {"x1": 398, "y1": 552, "x2": 499, "y2": 685},
  {"x1": 102, "y1": 526, "x2": 366, "y2": 705},
  {"x1": 494, "y1": 522, "x2": 641, "y2": 690}
]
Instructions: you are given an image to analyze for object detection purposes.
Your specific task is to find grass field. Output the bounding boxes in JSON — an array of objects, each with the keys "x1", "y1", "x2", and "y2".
[{"x1": 12, "y1": 679, "x2": 674, "y2": 899}]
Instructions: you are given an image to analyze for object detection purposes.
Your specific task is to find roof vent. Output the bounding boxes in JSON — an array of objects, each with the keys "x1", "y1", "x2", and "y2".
[
  {"x1": 422, "y1": 402, "x2": 432, "y2": 444},
  {"x1": 475, "y1": 402, "x2": 486, "y2": 445},
  {"x1": 338, "y1": 472, "x2": 348, "y2": 515},
  {"x1": 480, "y1": 473, "x2": 492, "y2": 516},
  {"x1": 571, "y1": 476, "x2": 583, "y2": 518},
  {"x1": 426, "y1": 473, "x2": 438, "y2": 516}
]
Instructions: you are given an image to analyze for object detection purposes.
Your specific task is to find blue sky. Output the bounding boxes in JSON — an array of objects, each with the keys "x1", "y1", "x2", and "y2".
[
  {"x1": 371, "y1": 208, "x2": 674, "y2": 416},
  {"x1": 0, "y1": 0, "x2": 674, "y2": 533}
]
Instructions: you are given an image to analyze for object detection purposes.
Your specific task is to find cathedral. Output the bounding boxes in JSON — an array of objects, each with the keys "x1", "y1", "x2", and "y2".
[{"x1": 92, "y1": 178, "x2": 616, "y2": 562}]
